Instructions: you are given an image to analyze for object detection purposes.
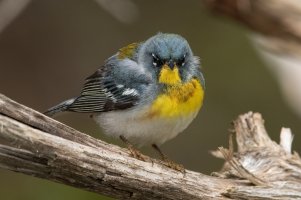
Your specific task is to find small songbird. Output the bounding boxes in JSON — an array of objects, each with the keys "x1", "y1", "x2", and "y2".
[{"x1": 45, "y1": 33, "x2": 205, "y2": 171}]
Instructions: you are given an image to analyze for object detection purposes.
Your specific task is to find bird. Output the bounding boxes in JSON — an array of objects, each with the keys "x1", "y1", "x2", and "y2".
[{"x1": 45, "y1": 33, "x2": 205, "y2": 172}]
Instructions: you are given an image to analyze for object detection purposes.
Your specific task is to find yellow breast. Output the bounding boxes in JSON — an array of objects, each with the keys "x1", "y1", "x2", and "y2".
[{"x1": 149, "y1": 78, "x2": 204, "y2": 118}]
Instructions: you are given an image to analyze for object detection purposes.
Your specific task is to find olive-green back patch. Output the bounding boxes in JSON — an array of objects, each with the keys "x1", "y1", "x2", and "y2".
[{"x1": 118, "y1": 43, "x2": 139, "y2": 59}]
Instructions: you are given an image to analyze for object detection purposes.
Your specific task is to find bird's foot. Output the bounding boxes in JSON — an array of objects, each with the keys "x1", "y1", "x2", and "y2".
[
  {"x1": 120, "y1": 135, "x2": 148, "y2": 162},
  {"x1": 152, "y1": 144, "x2": 185, "y2": 173},
  {"x1": 127, "y1": 145, "x2": 148, "y2": 161},
  {"x1": 161, "y1": 157, "x2": 185, "y2": 173}
]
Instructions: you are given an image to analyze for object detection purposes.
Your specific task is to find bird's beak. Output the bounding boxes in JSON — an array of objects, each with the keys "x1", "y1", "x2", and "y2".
[{"x1": 167, "y1": 60, "x2": 176, "y2": 69}]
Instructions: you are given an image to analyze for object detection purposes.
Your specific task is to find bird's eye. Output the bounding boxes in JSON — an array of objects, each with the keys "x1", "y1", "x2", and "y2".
[
  {"x1": 177, "y1": 56, "x2": 186, "y2": 67},
  {"x1": 152, "y1": 53, "x2": 162, "y2": 67}
]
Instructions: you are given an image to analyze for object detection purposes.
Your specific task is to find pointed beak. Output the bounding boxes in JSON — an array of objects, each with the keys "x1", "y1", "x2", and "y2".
[{"x1": 167, "y1": 60, "x2": 176, "y2": 69}]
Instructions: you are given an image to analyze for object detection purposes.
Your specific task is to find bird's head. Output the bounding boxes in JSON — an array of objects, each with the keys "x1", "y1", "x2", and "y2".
[{"x1": 138, "y1": 33, "x2": 200, "y2": 85}]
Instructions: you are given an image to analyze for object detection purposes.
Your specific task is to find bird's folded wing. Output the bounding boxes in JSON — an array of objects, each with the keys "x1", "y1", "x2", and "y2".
[{"x1": 68, "y1": 59, "x2": 151, "y2": 113}]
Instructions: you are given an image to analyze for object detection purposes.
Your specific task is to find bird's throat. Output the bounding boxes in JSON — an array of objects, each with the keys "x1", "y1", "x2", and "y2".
[{"x1": 158, "y1": 65, "x2": 181, "y2": 85}]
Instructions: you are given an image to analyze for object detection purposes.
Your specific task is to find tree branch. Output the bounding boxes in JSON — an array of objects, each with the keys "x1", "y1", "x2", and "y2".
[
  {"x1": 202, "y1": 0, "x2": 301, "y2": 57},
  {"x1": 0, "y1": 93, "x2": 301, "y2": 199},
  {"x1": 202, "y1": 0, "x2": 301, "y2": 123},
  {"x1": 203, "y1": 0, "x2": 301, "y2": 38}
]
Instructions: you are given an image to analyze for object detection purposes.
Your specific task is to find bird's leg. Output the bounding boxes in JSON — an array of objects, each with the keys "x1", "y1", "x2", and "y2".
[
  {"x1": 152, "y1": 144, "x2": 185, "y2": 173},
  {"x1": 119, "y1": 135, "x2": 147, "y2": 161}
]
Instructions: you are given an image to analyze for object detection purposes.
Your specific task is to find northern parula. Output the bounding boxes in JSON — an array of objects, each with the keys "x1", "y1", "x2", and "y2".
[{"x1": 45, "y1": 33, "x2": 205, "y2": 171}]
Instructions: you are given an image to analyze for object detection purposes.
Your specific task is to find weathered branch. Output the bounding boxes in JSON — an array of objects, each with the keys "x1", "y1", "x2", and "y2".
[
  {"x1": 203, "y1": 0, "x2": 301, "y2": 57},
  {"x1": 0, "y1": 93, "x2": 301, "y2": 199},
  {"x1": 202, "y1": 0, "x2": 301, "y2": 123}
]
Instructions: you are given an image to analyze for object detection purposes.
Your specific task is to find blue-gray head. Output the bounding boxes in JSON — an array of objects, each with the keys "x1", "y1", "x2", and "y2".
[{"x1": 138, "y1": 33, "x2": 201, "y2": 85}]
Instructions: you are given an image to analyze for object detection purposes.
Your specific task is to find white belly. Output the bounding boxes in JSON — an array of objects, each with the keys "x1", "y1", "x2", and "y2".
[{"x1": 93, "y1": 106, "x2": 199, "y2": 147}]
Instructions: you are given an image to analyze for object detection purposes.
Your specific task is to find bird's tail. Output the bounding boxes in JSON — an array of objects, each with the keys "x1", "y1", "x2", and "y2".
[{"x1": 44, "y1": 98, "x2": 76, "y2": 117}]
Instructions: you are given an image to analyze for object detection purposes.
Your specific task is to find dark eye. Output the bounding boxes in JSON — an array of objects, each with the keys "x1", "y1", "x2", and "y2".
[
  {"x1": 177, "y1": 55, "x2": 186, "y2": 67},
  {"x1": 152, "y1": 53, "x2": 163, "y2": 67}
]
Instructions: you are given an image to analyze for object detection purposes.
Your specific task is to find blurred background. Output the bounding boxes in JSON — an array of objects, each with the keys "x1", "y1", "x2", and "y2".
[{"x1": 1, "y1": 0, "x2": 301, "y2": 199}]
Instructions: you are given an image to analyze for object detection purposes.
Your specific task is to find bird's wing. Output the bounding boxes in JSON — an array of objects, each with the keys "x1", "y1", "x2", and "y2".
[{"x1": 67, "y1": 57, "x2": 151, "y2": 113}]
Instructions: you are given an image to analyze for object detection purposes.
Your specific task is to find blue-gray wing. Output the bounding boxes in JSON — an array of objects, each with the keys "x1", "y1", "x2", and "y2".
[{"x1": 67, "y1": 58, "x2": 151, "y2": 113}]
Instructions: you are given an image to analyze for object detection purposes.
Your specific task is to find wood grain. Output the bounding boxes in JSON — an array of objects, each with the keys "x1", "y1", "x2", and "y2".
[{"x1": 1, "y1": 93, "x2": 301, "y2": 199}]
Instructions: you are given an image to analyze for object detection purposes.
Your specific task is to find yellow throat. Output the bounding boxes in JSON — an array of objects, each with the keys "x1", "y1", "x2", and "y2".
[
  {"x1": 158, "y1": 65, "x2": 181, "y2": 85},
  {"x1": 149, "y1": 65, "x2": 204, "y2": 118}
]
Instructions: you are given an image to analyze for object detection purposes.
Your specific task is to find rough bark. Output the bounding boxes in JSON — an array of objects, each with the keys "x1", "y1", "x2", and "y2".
[{"x1": 0, "y1": 93, "x2": 301, "y2": 199}]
